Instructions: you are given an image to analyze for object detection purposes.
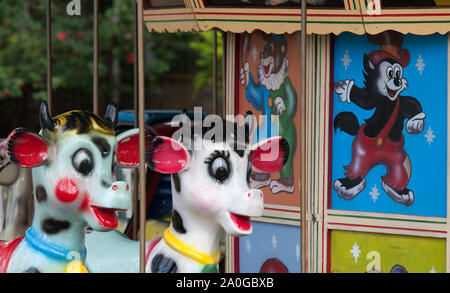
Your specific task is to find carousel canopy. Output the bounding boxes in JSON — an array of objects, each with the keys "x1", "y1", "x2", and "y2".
[{"x1": 142, "y1": 0, "x2": 450, "y2": 35}]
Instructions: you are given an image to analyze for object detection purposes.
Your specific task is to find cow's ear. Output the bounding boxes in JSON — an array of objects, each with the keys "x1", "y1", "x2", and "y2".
[
  {"x1": 147, "y1": 136, "x2": 189, "y2": 174},
  {"x1": 250, "y1": 136, "x2": 289, "y2": 173},
  {"x1": 6, "y1": 128, "x2": 50, "y2": 168},
  {"x1": 116, "y1": 128, "x2": 141, "y2": 168}
]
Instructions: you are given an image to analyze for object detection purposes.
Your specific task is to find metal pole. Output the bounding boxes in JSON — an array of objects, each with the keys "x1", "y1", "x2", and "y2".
[
  {"x1": 300, "y1": 0, "x2": 307, "y2": 274},
  {"x1": 137, "y1": 0, "x2": 147, "y2": 273},
  {"x1": 93, "y1": 0, "x2": 99, "y2": 115},
  {"x1": 213, "y1": 30, "x2": 218, "y2": 115},
  {"x1": 46, "y1": 0, "x2": 52, "y2": 115},
  {"x1": 132, "y1": 0, "x2": 139, "y2": 241}
]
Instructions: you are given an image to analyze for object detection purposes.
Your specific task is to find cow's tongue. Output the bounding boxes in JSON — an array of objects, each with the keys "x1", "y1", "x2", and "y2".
[
  {"x1": 91, "y1": 206, "x2": 118, "y2": 228},
  {"x1": 229, "y1": 212, "x2": 251, "y2": 231},
  {"x1": 264, "y1": 65, "x2": 270, "y2": 75}
]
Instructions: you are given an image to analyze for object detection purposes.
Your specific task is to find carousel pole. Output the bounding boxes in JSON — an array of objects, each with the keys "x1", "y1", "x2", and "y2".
[
  {"x1": 137, "y1": 0, "x2": 147, "y2": 273},
  {"x1": 93, "y1": 0, "x2": 99, "y2": 115},
  {"x1": 46, "y1": 0, "x2": 52, "y2": 115},
  {"x1": 213, "y1": 29, "x2": 218, "y2": 115},
  {"x1": 132, "y1": 0, "x2": 139, "y2": 241},
  {"x1": 300, "y1": 0, "x2": 307, "y2": 273}
]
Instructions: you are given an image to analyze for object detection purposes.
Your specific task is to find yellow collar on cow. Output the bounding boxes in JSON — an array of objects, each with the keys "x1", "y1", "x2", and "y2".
[{"x1": 163, "y1": 228, "x2": 220, "y2": 266}]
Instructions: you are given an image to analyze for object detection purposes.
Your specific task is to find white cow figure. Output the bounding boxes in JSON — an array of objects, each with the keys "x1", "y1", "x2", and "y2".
[
  {"x1": 0, "y1": 102, "x2": 141, "y2": 273},
  {"x1": 86, "y1": 116, "x2": 289, "y2": 273}
]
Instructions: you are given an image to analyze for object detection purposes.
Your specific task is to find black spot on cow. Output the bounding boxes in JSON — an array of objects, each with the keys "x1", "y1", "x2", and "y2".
[
  {"x1": 92, "y1": 137, "x2": 111, "y2": 158},
  {"x1": 172, "y1": 173, "x2": 181, "y2": 193},
  {"x1": 41, "y1": 218, "x2": 70, "y2": 234},
  {"x1": 151, "y1": 253, "x2": 177, "y2": 273},
  {"x1": 35, "y1": 185, "x2": 47, "y2": 203},
  {"x1": 172, "y1": 210, "x2": 186, "y2": 234},
  {"x1": 23, "y1": 267, "x2": 41, "y2": 273}
]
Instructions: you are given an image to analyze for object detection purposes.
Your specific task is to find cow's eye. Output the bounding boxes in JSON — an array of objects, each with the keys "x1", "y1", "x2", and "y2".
[
  {"x1": 205, "y1": 150, "x2": 230, "y2": 184},
  {"x1": 72, "y1": 149, "x2": 94, "y2": 176}
]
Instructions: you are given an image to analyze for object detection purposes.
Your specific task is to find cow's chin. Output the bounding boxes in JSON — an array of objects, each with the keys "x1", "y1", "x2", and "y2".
[{"x1": 219, "y1": 211, "x2": 253, "y2": 236}]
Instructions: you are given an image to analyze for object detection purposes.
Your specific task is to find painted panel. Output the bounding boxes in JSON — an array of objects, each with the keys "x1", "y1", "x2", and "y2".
[
  {"x1": 236, "y1": 31, "x2": 301, "y2": 207},
  {"x1": 331, "y1": 32, "x2": 448, "y2": 217},
  {"x1": 329, "y1": 230, "x2": 446, "y2": 273},
  {"x1": 238, "y1": 221, "x2": 301, "y2": 273}
]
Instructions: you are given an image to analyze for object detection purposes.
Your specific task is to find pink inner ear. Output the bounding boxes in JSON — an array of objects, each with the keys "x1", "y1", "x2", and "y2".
[
  {"x1": 117, "y1": 133, "x2": 139, "y2": 167},
  {"x1": 149, "y1": 137, "x2": 188, "y2": 174},
  {"x1": 251, "y1": 137, "x2": 287, "y2": 173},
  {"x1": 7, "y1": 130, "x2": 48, "y2": 168}
]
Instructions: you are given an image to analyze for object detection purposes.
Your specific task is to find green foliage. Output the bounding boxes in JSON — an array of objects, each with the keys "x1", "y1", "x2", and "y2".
[
  {"x1": 189, "y1": 31, "x2": 223, "y2": 98},
  {"x1": 0, "y1": 0, "x2": 218, "y2": 103}
]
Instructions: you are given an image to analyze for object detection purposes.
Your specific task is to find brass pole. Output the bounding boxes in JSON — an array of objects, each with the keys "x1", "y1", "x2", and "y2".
[
  {"x1": 213, "y1": 30, "x2": 218, "y2": 115},
  {"x1": 93, "y1": 0, "x2": 99, "y2": 115},
  {"x1": 137, "y1": 0, "x2": 147, "y2": 273},
  {"x1": 46, "y1": 0, "x2": 52, "y2": 115},
  {"x1": 300, "y1": 0, "x2": 307, "y2": 274},
  {"x1": 132, "y1": 0, "x2": 139, "y2": 241}
]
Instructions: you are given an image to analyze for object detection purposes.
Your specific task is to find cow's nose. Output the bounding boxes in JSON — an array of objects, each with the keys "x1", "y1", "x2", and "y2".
[
  {"x1": 394, "y1": 78, "x2": 401, "y2": 87},
  {"x1": 246, "y1": 190, "x2": 263, "y2": 199},
  {"x1": 111, "y1": 181, "x2": 128, "y2": 192}
]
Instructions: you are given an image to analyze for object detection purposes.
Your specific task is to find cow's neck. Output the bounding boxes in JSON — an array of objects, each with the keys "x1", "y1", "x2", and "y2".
[
  {"x1": 29, "y1": 204, "x2": 86, "y2": 255},
  {"x1": 168, "y1": 205, "x2": 222, "y2": 259}
]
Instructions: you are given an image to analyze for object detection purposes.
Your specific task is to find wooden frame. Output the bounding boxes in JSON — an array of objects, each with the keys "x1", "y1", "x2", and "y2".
[{"x1": 141, "y1": 0, "x2": 450, "y2": 274}]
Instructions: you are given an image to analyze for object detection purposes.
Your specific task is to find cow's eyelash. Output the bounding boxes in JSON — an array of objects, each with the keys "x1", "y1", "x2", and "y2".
[{"x1": 204, "y1": 150, "x2": 230, "y2": 164}]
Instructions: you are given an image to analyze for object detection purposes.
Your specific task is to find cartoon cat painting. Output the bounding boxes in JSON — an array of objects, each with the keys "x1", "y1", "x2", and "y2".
[{"x1": 333, "y1": 30, "x2": 426, "y2": 206}]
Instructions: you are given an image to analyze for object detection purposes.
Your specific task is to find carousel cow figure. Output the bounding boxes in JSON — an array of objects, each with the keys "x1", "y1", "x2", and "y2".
[
  {"x1": 0, "y1": 101, "x2": 141, "y2": 273},
  {"x1": 85, "y1": 114, "x2": 289, "y2": 273},
  {"x1": 0, "y1": 139, "x2": 33, "y2": 241}
]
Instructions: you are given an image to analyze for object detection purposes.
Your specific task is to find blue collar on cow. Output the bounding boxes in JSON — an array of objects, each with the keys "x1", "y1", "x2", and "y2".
[{"x1": 25, "y1": 227, "x2": 86, "y2": 261}]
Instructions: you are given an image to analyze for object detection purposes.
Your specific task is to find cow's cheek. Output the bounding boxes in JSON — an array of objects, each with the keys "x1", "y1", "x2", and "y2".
[
  {"x1": 55, "y1": 177, "x2": 79, "y2": 203},
  {"x1": 190, "y1": 185, "x2": 217, "y2": 212}
]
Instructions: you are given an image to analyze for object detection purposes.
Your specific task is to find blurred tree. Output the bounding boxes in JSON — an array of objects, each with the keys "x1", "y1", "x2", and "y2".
[
  {"x1": 0, "y1": 0, "x2": 212, "y2": 101},
  {"x1": 0, "y1": 0, "x2": 222, "y2": 135},
  {"x1": 189, "y1": 30, "x2": 223, "y2": 100}
]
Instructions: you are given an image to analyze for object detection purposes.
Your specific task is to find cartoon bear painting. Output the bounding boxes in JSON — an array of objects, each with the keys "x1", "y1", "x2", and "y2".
[
  {"x1": 240, "y1": 33, "x2": 297, "y2": 194},
  {"x1": 333, "y1": 30, "x2": 426, "y2": 206}
]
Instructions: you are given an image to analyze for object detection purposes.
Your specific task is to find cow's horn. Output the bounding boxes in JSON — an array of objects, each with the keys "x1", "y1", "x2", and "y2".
[{"x1": 39, "y1": 101, "x2": 55, "y2": 131}]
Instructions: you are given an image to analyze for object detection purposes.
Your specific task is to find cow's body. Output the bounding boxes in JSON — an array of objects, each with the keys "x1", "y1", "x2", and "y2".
[{"x1": 0, "y1": 102, "x2": 141, "y2": 273}]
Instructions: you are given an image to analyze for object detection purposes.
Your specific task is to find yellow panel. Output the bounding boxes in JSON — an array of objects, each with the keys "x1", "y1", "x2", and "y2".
[{"x1": 330, "y1": 230, "x2": 446, "y2": 273}]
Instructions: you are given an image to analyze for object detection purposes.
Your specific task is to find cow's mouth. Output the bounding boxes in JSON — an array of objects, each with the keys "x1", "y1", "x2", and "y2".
[
  {"x1": 264, "y1": 64, "x2": 271, "y2": 75},
  {"x1": 228, "y1": 212, "x2": 251, "y2": 231},
  {"x1": 90, "y1": 206, "x2": 122, "y2": 228}
]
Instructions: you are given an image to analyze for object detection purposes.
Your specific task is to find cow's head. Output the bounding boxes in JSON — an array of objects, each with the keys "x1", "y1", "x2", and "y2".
[
  {"x1": 5, "y1": 102, "x2": 140, "y2": 232},
  {"x1": 146, "y1": 117, "x2": 289, "y2": 236}
]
